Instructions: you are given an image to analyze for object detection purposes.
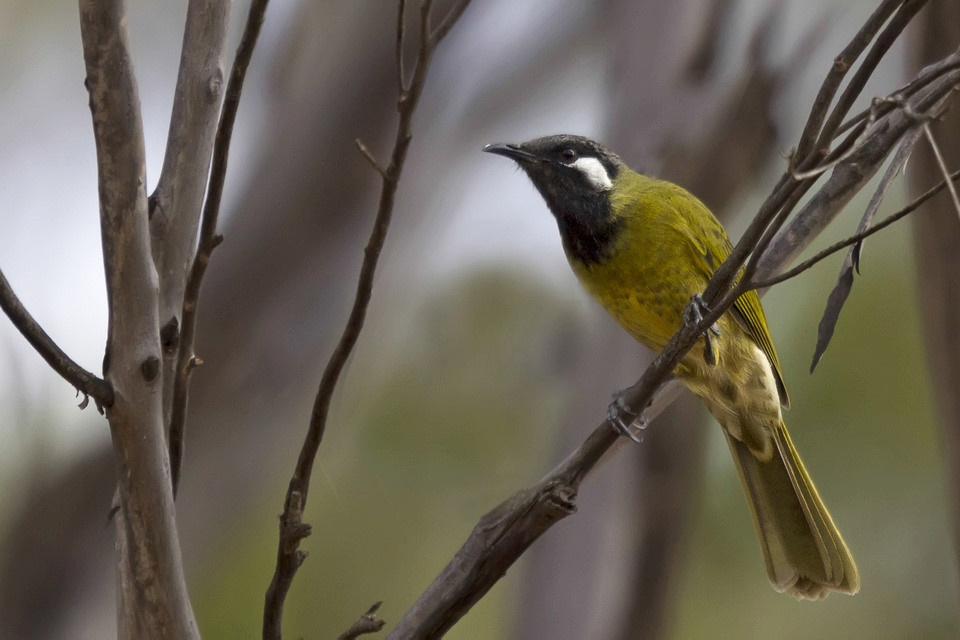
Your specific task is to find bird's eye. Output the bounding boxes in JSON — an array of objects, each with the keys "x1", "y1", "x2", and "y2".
[{"x1": 561, "y1": 148, "x2": 577, "y2": 163}]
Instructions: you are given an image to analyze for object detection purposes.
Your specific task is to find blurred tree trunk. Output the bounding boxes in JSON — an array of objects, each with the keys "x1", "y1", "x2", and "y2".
[
  {"x1": 909, "y1": 0, "x2": 960, "y2": 587},
  {"x1": 509, "y1": 2, "x2": 785, "y2": 639}
]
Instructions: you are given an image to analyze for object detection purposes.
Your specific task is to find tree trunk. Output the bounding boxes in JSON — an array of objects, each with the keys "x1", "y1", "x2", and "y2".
[{"x1": 909, "y1": 0, "x2": 960, "y2": 590}]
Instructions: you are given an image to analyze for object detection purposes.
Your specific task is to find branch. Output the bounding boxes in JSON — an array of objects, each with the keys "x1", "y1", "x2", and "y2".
[
  {"x1": 168, "y1": 0, "x2": 270, "y2": 497},
  {"x1": 355, "y1": 138, "x2": 389, "y2": 179},
  {"x1": 262, "y1": 2, "x2": 472, "y2": 637},
  {"x1": 386, "y1": 11, "x2": 958, "y2": 638},
  {"x1": 749, "y1": 164, "x2": 960, "y2": 290},
  {"x1": 923, "y1": 122, "x2": 960, "y2": 220},
  {"x1": 395, "y1": 0, "x2": 406, "y2": 93},
  {"x1": 79, "y1": 0, "x2": 198, "y2": 636},
  {"x1": 793, "y1": 0, "x2": 902, "y2": 162},
  {"x1": 809, "y1": 0, "x2": 928, "y2": 158},
  {"x1": 338, "y1": 602, "x2": 386, "y2": 640},
  {"x1": 0, "y1": 268, "x2": 113, "y2": 409},
  {"x1": 757, "y1": 47, "x2": 960, "y2": 280},
  {"x1": 429, "y1": 0, "x2": 471, "y2": 46},
  {"x1": 833, "y1": 46, "x2": 960, "y2": 139},
  {"x1": 148, "y1": 0, "x2": 230, "y2": 460}
]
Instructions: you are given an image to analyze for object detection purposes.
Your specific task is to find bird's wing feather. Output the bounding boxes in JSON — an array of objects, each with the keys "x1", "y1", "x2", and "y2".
[{"x1": 682, "y1": 194, "x2": 791, "y2": 407}]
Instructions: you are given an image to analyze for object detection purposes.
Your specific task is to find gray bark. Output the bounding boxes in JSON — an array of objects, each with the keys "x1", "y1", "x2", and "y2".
[{"x1": 79, "y1": 0, "x2": 199, "y2": 635}]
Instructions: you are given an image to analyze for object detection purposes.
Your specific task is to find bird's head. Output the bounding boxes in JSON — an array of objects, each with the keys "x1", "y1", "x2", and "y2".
[
  {"x1": 484, "y1": 134, "x2": 623, "y2": 213},
  {"x1": 484, "y1": 134, "x2": 625, "y2": 264}
]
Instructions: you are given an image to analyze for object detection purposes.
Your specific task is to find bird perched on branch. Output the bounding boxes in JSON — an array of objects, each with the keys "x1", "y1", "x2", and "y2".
[{"x1": 484, "y1": 134, "x2": 859, "y2": 599}]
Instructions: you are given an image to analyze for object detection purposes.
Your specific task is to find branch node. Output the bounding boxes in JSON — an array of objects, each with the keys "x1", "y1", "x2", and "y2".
[
  {"x1": 207, "y1": 68, "x2": 224, "y2": 102},
  {"x1": 294, "y1": 550, "x2": 309, "y2": 567},
  {"x1": 140, "y1": 356, "x2": 160, "y2": 382},
  {"x1": 355, "y1": 138, "x2": 389, "y2": 179},
  {"x1": 338, "y1": 601, "x2": 386, "y2": 640},
  {"x1": 160, "y1": 316, "x2": 180, "y2": 355}
]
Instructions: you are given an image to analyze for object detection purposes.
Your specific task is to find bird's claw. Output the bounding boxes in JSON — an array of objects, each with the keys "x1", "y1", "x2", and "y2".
[
  {"x1": 684, "y1": 293, "x2": 720, "y2": 365},
  {"x1": 607, "y1": 390, "x2": 648, "y2": 443}
]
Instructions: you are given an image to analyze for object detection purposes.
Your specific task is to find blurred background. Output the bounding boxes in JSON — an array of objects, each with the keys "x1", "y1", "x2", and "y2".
[{"x1": 0, "y1": 0, "x2": 958, "y2": 638}]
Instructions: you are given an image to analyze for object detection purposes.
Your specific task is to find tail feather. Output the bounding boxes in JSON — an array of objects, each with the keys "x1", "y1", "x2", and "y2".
[{"x1": 724, "y1": 422, "x2": 859, "y2": 599}]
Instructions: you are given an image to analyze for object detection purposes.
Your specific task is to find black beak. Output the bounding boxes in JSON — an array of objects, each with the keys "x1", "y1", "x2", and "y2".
[{"x1": 483, "y1": 143, "x2": 540, "y2": 162}]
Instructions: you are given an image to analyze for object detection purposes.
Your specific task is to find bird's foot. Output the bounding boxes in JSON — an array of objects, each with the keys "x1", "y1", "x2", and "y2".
[
  {"x1": 683, "y1": 293, "x2": 721, "y2": 365},
  {"x1": 607, "y1": 388, "x2": 650, "y2": 443}
]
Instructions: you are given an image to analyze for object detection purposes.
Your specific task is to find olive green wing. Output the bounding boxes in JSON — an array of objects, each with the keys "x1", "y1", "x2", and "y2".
[
  {"x1": 682, "y1": 194, "x2": 791, "y2": 407},
  {"x1": 731, "y1": 287, "x2": 790, "y2": 408}
]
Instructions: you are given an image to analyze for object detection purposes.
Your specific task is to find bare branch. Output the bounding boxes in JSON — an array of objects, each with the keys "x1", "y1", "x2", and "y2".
[
  {"x1": 396, "y1": 0, "x2": 406, "y2": 93},
  {"x1": 338, "y1": 602, "x2": 386, "y2": 640},
  {"x1": 262, "y1": 2, "x2": 472, "y2": 637},
  {"x1": 793, "y1": 0, "x2": 903, "y2": 161},
  {"x1": 354, "y1": 138, "x2": 389, "y2": 179},
  {"x1": 749, "y1": 165, "x2": 960, "y2": 290},
  {"x1": 169, "y1": 0, "x2": 271, "y2": 496},
  {"x1": 922, "y1": 122, "x2": 960, "y2": 221},
  {"x1": 0, "y1": 268, "x2": 113, "y2": 409},
  {"x1": 429, "y1": 0, "x2": 472, "y2": 47},
  {"x1": 835, "y1": 55, "x2": 960, "y2": 138},
  {"x1": 757, "y1": 49, "x2": 960, "y2": 280},
  {"x1": 149, "y1": 0, "x2": 229, "y2": 348},
  {"x1": 79, "y1": 0, "x2": 198, "y2": 635},
  {"x1": 810, "y1": 0, "x2": 928, "y2": 157},
  {"x1": 149, "y1": 0, "x2": 229, "y2": 457}
]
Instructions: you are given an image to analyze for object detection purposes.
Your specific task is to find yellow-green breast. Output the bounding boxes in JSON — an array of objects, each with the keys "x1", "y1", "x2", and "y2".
[{"x1": 565, "y1": 169, "x2": 789, "y2": 405}]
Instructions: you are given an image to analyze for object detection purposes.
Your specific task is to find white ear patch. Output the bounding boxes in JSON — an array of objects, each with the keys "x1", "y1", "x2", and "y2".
[{"x1": 570, "y1": 157, "x2": 613, "y2": 191}]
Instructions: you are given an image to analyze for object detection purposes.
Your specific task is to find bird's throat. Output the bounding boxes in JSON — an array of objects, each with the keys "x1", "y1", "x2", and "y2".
[{"x1": 553, "y1": 199, "x2": 622, "y2": 266}]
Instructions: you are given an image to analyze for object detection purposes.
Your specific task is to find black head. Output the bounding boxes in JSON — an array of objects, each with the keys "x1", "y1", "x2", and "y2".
[{"x1": 484, "y1": 134, "x2": 624, "y2": 264}]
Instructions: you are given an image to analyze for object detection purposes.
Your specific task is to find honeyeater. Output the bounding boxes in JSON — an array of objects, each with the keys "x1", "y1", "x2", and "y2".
[{"x1": 484, "y1": 134, "x2": 859, "y2": 599}]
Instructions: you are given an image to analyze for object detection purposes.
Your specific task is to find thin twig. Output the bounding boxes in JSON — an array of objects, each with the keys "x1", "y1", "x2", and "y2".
[
  {"x1": 80, "y1": 0, "x2": 198, "y2": 634},
  {"x1": 429, "y1": 0, "x2": 472, "y2": 46},
  {"x1": 749, "y1": 167, "x2": 960, "y2": 289},
  {"x1": 169, "y1": 0, "x2": 271, "y2": 496},
  {"x1": 396, "y1": 0, "x2": 406, "y2": 93},
  {"x1": 793, "y1": 0, "x2": 902, "y2": 162},
  {"x1": 922, "y1": 123, "x2": 960, "y2": 221},
  {"x1": 835, "y1": 56, "x2": 960, "y2": 138},
  {"x1": 338, "y1": 602, "x2": 386, "y2": 640},
  {"x1": 0, "y1": 268, "x2": 113, "y2": 409},
  {"x1": 148, "y1": 0, "x2": 230, "y2": 451},
  {"x1": 791, "y1": 114, "x2": 874, "y2": 181},
  {"x1": 810, "y1": 0, "x2": 928, "y2": 157},
  {"x1": 262, "y1": 2, "x2": 472, "y2": 638},
  {"x1": 355, "y1": 138, "x2": 389, "y2": 179}
]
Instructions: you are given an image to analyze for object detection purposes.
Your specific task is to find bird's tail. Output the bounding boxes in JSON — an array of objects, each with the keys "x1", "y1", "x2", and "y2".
[{"x1": 724, "y1": 421, "x2": 860, "y2": 599}]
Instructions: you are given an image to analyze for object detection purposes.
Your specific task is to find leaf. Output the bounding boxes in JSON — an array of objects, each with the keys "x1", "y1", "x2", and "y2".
[
  {"x1": 810, "y1": 124, "x2": 923, "y2": 372},
  {"x1": 810, "y1": 265, "x2": 854, "y2": 372}
]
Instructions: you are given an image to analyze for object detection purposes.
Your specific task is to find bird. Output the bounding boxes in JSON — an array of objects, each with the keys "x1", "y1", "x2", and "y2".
[{"x1": 484, "y1": 134, "x2": 859, "y2": 600}]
